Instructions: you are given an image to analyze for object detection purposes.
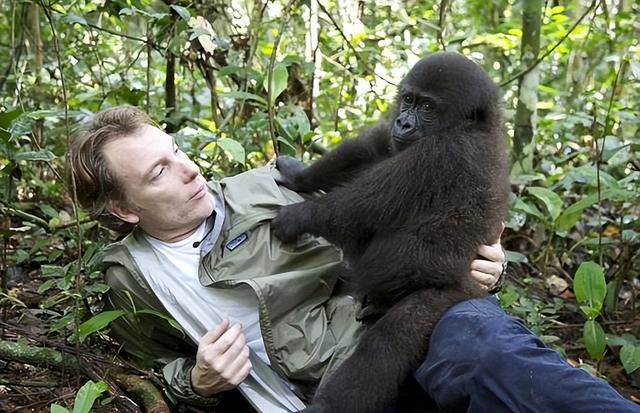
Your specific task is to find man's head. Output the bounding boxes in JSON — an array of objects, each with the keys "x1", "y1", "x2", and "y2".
[{"x1": 67, "y1": 106, "x2": 215, "y2": 241}]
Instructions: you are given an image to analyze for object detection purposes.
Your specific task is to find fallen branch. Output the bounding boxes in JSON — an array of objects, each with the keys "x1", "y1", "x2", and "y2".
[{"x1": 0, "y1": 339, "x2": 170, "y2": 413}]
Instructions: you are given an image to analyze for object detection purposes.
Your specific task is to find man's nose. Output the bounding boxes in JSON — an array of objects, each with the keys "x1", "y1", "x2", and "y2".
[{"x1": 180, "y1": 158, "x2": 199, "y2": 182}]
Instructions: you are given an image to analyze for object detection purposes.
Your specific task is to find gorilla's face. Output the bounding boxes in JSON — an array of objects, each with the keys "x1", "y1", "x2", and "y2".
[
  {"x1": 391, "y1": 87, "x2": 439, "y2": 148},
  {"x1": 391, "y1": 52, "x2": 500, "y2": 152}
]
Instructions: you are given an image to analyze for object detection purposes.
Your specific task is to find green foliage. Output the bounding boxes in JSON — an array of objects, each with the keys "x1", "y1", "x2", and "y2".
[
  {"x1": 0, "y1": 0, "x2": 638, "y2": 396},
  {"x1": 50, "y1": 380, "x2": 108, "y2": 413}
]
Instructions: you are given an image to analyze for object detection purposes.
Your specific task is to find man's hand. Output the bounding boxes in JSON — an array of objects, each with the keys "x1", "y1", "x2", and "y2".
[
  {"x1": 191, "y1": 320, "x2": 252, "y2": 397},
  {"x1": 470, "y1": 241, "x2": 506, "y2": 291}
]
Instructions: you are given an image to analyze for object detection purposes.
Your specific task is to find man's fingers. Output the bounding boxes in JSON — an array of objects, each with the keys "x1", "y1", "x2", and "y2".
[
  {"x1": 471, "y1": 258, "x2": 502, "y2": 276},
  {"x1": 200, "y1": 319, "x2": 230, "y2": 346},
  {"x1": 476, "y1": 243, "x2": 505, "y2": 263},
  {"x1": 470, "y1": 270, "x2": 497, "y2": 289}
]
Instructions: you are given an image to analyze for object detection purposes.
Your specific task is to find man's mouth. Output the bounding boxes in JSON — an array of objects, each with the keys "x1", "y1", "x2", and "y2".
[{"x1": 190, "y1": 183, "x2": 206, "y2": 200}]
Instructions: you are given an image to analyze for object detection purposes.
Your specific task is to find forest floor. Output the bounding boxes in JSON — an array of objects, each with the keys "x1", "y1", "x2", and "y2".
[{"x1": 1, "y1": 263, "x2": 639, "y2": 412}]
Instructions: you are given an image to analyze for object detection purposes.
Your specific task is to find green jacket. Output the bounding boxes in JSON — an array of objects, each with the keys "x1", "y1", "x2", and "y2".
[{"x1": 99, "y1": 165, "x2": 363, "y2": 408}]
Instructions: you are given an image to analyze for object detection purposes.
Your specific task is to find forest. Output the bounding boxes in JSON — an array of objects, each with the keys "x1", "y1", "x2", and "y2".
[{"x1": 0, "y1": 0, "x2": 639, "y2": 411}]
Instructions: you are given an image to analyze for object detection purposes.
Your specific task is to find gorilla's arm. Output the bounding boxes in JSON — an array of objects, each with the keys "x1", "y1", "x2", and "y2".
[{"x1": 276, "y1": 120, "x2": 392, "y2": 192}]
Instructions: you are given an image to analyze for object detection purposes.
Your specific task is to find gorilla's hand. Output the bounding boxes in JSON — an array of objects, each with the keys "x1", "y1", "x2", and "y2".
[
  {"x1": 275, "y1": 156, "x2": 306, "y2": 191},
  {"x1": 271, "y1": 203, "x2": 307, "y2": 243}
]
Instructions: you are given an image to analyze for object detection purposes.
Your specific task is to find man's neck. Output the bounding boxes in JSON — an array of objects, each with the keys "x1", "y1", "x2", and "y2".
[{"x1": 141, "y1": 220, "x2": 206, "y2": 243}]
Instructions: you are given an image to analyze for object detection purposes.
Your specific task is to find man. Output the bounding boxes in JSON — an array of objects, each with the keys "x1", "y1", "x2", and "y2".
[{"x1": 68, "y1": 106, "x2": 639, "y2": 412}]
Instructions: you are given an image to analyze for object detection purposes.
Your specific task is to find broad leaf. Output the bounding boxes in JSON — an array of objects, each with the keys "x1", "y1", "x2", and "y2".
[
  {"x1": 219, "y1": 91, "x2": 267, "y2": 106},
  {"x1": 216, "y1": 138, "x2": 246, "y2": 165},
  {"x1": 573, "y1": 261, "x2": 606, "y2": 315},
  {"x1": 77, "y1": 310, "x2": 126, "y2": 341},
  {"x1": 526, "y1": 187, "x2": 563, "y2": 221},
  {"x1": 583, "y1": 320, "x2": 606, "y2": 360},
  {"x1": 620, "y1": 344, "x2": 640, "y2": 374},
  {"x1": 72, "y1": 380, "x2": 108, "y2": 413}
]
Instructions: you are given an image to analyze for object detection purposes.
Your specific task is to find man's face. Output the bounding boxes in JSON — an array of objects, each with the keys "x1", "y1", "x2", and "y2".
[{"x1": 103, "y1": 124, "x2": 215, "y2": 242}]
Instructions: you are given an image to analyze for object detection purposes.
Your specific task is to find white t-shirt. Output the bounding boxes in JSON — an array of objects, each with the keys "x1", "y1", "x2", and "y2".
[
  {"x1": 134, "y1": 220, "x2": 269, "y2": 365},
  {"x1": 127, "y1": 214, "x2": 305, "y2": 412}
]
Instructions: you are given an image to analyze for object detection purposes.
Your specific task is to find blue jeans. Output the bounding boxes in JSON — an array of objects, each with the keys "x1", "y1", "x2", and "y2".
[{"x1": 413, "y1": 297, "x2": 640, "y2": 413}]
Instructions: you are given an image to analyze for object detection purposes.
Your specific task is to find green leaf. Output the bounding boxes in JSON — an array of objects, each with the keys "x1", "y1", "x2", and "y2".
[
  {"x1": 51, "y1": 404, "x2": 71, "y2": 413},
  {"x1": 513, "y1": 197, "x2": 545, "y2": 221},
  {"x1": 72, "y1": 380, "x2": 107, "y2": 413},
  {"x1": 77, "y1": 310, "x2": 126, "y2": 341},
  {"x1": 266, "y1": 63, "x2": 288, "y2": 103},
  {"x1": 526, "y1": 187, "x2": 563, "y2": 221},
  {"x1": 276, "y1": 136, "x2": 297, "y2": 156},
  {"x1": 170, "y1": 5, "x2": 190, "y2": 20},
  {"x1": 219, "y1": 91, "x2": 267, "y2": 106},
  {"x1": 136, "y1": 309, "x2": 184, "y2": 334},
  {"x1": 620, "y1": 344, "x2": 640, "y2": 374},
  {"x1": 216, "y1": 138, "x2": 246, "y2": 165},
  {"x1": 573, "y1": 261, "x2": 606, "y2": 314},
  {"x1": 583, "y1": 320, "x2": 606, "y2": 360},
  {"x1": 606, "y1": 333, "x2": 638, "y2": 347},
  {"x1": 556, "y1": 188, "x2": 620, "y2": 232}
]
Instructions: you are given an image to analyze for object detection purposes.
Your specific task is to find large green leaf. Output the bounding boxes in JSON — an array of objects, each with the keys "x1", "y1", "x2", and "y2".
[
  {"x1": 216, "y1": 138, "x2": 246, "y2": 165},
  {"x1": 573, "y1": 261, "x2": 606, "y2": 315},
  {"x1": 72, "y1": 380, "x2": 108, "y2": 413},
  {"x1": 77, "y1": 310, "x2": 126, "y2": 341},
  {"x1": 620, "y1": 344, "x2": 640, "y2": 374},
  {"x1": 556, "y1": 188, "x2": 623, "y2": 232},
  {"x1": 583, "y1": 320, "x2": 606, "y2": 360},
  {"x1": 266, "y1": 63, "x2": 288, "y2": 103},
  {"x1": 526, "y1": 187, "x2": 563, "y2": 221}
]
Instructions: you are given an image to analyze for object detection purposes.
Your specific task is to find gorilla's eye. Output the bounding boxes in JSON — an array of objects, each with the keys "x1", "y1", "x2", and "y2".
[
  {"x1": 402, "y1": 95, "x2": 414, "y2": 105},
  {"x1": 422, "y1": 103, "x2": 432, "y2": 110}
]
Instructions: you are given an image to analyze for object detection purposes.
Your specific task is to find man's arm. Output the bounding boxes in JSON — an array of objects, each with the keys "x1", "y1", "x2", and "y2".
[{"x1": 104, "y1": 265, "x2": 227, "y2": 407}]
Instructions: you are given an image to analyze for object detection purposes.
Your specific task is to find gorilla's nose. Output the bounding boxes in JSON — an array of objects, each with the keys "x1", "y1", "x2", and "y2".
[{"x1": 394, "y1": 115, "x2": 416, "y2": 136}]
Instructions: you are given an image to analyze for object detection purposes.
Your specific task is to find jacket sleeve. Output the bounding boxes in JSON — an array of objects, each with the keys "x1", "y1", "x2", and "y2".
[{"x1": 104, "y1": 264, "x2": 225, "y2": 407}]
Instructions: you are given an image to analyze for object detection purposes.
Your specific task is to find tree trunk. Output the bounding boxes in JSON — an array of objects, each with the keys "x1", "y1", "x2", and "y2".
[{"x1": 513, "y1": 0, "x2": 542, "y2": 162}]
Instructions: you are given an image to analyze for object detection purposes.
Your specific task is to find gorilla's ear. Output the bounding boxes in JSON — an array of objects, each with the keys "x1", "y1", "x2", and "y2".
[{"x1": 469, "y1": 108, "x2": 487, "y2": 123}]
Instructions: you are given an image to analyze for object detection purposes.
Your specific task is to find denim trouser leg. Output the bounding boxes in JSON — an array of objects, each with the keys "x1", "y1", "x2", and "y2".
[{"x1": 414, "y1": 297, "x2": 640, "y2": 413}]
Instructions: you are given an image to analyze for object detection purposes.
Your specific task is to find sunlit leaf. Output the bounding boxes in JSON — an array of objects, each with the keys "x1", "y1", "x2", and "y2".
[
  {"x1": 72, "y1": 380, "x2": 108, "y2": 413},
  {"x1": 573, "y1": 261, "x2": 606, "y2": 315}
]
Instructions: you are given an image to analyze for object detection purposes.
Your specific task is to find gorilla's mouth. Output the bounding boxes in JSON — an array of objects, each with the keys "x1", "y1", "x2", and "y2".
[{"x1": 392, "y1": 133, "x2": 421, "y2": 144}]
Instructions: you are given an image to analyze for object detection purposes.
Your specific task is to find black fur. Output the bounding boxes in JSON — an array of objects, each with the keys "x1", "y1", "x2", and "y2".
[{"x1": 272, "y1": 52, "x2": 511, "y2": 413}]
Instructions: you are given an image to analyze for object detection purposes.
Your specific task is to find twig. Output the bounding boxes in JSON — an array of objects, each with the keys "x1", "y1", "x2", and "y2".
[
  {"x1": 39, "y1": 0, "x2": 84, "y2": 384},
  {"x1": 500, "y1": 0, "x2": 599, "y2": 87}
]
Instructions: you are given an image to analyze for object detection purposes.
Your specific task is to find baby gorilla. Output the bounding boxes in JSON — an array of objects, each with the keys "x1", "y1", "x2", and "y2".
[{"x1": 272, "y1": 52, "x2": 510, "y2": 413}]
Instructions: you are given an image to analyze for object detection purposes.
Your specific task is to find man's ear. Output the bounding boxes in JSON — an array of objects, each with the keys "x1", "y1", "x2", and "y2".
[{"x1": 109, "y1": 201, "x2": 140, "y2": 224}]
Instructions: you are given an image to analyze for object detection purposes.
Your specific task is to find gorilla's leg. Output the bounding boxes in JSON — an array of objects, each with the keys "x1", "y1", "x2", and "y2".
[
  {"x1": 303, "y1": 288, "x2": 472, "y2": 413},
  {"x1": 276, "y1": 121, "x2": 392, "y2": 192}
]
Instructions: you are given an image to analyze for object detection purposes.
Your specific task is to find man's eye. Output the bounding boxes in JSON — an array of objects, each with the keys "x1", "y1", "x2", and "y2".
[{"x1": 154, "y1": 167, "x2": 165, "y2": 179}]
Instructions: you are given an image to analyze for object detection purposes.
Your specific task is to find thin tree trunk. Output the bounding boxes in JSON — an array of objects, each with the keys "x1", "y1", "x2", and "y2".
[
  {"x1": 513, "y1": 0, "x2": 542, "y2": 162},
  {"x1": 31, "y1": 2, "x2": 44, "y2": 147}
]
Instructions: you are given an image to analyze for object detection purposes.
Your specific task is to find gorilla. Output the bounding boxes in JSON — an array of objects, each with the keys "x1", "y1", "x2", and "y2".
[{"x1": 272, "y1": 52, "x2": 511, "y2": 413}]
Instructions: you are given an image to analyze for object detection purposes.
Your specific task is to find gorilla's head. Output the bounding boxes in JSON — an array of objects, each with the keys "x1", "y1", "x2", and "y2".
[{"x1": 391, "y1": 52, "x2": 501, "y2": 150}]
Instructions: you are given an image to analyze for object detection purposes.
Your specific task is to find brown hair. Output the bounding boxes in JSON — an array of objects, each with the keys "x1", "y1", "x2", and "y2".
[{"x1": 66, "y1": 105, "x2": 154, "y2": 233}]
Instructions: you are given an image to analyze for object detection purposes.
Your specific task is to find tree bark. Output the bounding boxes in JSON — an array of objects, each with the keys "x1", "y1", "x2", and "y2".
[{"x1": 513, "y1": 0, "x2": 542, "y2": 161}]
